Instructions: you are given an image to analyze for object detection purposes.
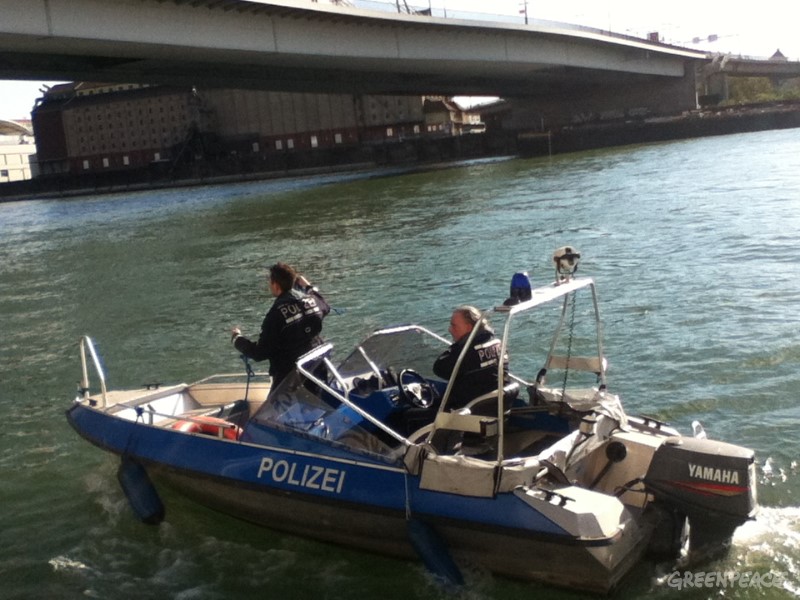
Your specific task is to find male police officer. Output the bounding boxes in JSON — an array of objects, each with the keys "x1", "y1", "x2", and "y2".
[
  {"x1": 433, "y1": 305, "x2": 507, "y2": 411},
  {"x1": 231, "y1": 262, "x2": 330, "y2": 387}
]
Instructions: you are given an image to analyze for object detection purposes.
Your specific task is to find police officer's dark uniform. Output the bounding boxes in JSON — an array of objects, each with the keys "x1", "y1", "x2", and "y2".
[
  {"x1": 234, "y1": 285, "x2": 330, "y2": 387},
  {"x1": 433, "y1": 328, "x2": 505, "y2": 411}
]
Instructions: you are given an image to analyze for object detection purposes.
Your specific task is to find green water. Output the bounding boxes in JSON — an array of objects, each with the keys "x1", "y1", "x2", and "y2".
[{"x1": 2, "y1": 130, "x2": 799, "y2": 599}]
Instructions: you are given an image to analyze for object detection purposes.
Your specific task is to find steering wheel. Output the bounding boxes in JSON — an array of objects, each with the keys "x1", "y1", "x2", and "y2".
[{"x1": 397, "y1": 369, "x2": 435, "y2": 409}]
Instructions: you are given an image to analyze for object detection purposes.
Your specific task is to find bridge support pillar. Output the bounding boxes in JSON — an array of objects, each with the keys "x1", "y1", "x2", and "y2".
[{"x1": 703, "y1": 73, "x2": 730, "y2": 103}]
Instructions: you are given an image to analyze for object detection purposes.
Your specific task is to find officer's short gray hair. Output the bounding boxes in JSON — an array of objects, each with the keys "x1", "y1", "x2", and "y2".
[{"x1": 453, "y1": 305, "x2": 495, "y2": 335}]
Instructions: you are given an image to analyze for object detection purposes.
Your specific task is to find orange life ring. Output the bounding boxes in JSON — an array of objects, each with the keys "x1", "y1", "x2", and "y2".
[{"x1": 172, "y1": 416, "x2": 241, "y2": 440}]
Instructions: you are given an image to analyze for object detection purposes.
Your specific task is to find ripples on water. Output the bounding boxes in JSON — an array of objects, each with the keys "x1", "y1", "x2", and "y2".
[{"x1": 2, "y1": 130, "x2": 800, "y2": 599}]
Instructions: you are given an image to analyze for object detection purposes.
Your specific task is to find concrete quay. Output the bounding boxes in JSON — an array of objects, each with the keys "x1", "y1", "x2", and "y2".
[{"x1": 520, "y1": 101, "x2": 800, "y2": 156}]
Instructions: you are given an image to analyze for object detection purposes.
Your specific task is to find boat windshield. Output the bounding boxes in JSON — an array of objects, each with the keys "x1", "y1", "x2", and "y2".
[{"x1": 336, "y1": 325, "x2": 450, "y2": 382}]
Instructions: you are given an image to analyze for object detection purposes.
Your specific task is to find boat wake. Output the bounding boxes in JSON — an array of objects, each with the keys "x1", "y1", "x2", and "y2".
[
  {"x1": 731, "y1": 505, "x2": 800, "y2": 595},
  {"x1": 649, "y1": 504, "x2": 800, "y2": 597}
]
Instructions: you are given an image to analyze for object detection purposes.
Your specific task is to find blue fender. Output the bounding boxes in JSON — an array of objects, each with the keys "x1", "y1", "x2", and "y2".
[
  {"x1": 406, "y1": 518, "x2": 464, "y2": 586},
  {"x1": 117, "y1": 458, "x2": 165, "y2": 525}
]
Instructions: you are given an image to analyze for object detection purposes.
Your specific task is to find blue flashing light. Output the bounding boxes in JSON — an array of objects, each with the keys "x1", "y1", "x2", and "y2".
[{"x1": 504, "y1": 271, "x2": 532, "y2": 305}]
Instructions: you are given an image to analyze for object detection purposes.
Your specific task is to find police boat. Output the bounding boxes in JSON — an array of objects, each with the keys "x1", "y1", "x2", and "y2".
[{"x1": 67, "y1": 247, "x2": 757, "y2": 594}]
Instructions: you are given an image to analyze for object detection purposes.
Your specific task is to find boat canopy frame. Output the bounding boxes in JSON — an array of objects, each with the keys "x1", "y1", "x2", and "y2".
[{"x1": 489, "y1": 276, "x2": 606, "y2": 463}]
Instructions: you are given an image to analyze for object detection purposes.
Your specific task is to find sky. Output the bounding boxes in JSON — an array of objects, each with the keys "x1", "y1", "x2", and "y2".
[{"x1": 2, "y1": 0, "x2": 799, "y2": 120}]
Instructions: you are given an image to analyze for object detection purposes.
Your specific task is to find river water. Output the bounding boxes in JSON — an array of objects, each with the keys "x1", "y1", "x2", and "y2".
[{"x1": 2, "y1": 129, "x2": 799, "y2": 599}]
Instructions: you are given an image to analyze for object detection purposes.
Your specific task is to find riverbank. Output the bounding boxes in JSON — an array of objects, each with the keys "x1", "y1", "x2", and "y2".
[
  {"x1": 3, "y1": 101, "x2": 799, "y2": 202},
  {"x1": 0, "y1": 161, "x2": 384, "y2": 202}
]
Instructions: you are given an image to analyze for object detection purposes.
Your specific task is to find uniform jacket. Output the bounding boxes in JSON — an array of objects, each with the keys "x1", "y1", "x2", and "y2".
[
  {"x1": 235, "y1": 287, "x2": 330, "y2": 385},
  {"x1": 433, "y1": 328, "x2": 506, "y2": 410}
]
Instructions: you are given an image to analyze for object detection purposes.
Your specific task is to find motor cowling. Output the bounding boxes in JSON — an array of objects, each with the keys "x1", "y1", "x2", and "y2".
[{"x1": 644, "y1": 436, "x2": 756, "y2": 553}]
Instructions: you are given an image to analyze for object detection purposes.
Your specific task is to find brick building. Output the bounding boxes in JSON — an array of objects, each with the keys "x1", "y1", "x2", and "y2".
[
  {"x1": 31, "y1": 83, "x2": 426, "y2": 176},
  {"x1": 423, "y1": 97, "x2": 485, "y2": 136}
]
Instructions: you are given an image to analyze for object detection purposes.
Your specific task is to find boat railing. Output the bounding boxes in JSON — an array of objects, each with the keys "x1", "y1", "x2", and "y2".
[
  {"x1": 190, "y1": 372, "x2": 270, "y2": 385},
  {"x1": 79, "y1": 335, "x2": 108, "y2": 408}
]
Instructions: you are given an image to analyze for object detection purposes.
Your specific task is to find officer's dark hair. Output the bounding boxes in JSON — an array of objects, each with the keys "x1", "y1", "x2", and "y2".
[{"x1": 269, "y1": 262, "x2": 297, "y2": 294}]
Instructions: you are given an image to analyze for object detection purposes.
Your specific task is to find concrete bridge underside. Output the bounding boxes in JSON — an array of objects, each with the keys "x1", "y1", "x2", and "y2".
[{"x1": 0, "y1": 0, "x2": 704, "y2": 104}]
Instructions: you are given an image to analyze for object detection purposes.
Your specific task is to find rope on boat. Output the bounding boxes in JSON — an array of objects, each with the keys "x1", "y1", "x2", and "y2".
[
  {"x1": 404, "y1": 472, "x2": 412, "y2": 520},
  {"x1": 240, "y1": 354, "x2": 255, "y2": 402}
]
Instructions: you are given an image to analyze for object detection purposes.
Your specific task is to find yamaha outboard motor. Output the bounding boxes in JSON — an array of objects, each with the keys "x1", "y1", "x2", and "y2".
[{"x1": 644, "y1": 436, "x2": 756, "y2": 556}]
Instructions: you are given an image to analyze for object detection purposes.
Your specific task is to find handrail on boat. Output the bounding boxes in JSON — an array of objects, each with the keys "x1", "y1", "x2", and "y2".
[
  {"x1": 190, "y1": 372, "x2": 270, "y2": 385},
  {"x1": 79, "y1": 335, "x2": 108, "y2": 408}
]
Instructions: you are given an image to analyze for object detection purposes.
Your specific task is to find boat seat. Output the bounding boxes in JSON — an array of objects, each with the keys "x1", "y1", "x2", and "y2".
[
  {"x1": 433, "y1": 412, "x2": 499, "y2": 437},
  {"x1": 461, "y1": 382, "x2": 520, "y2": 416},
  {"x1": 545, "y1": 355, "x2": 606, "y2": 375},
  {"x1": 408, "y1": 384, "x2": 519, "y2": 455},
  {"x1": 426, "y1": 412, "x2": 499, "y2": 456}
]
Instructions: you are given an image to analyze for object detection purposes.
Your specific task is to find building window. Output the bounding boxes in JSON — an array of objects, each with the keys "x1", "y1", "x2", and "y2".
[
  {"x1": 154, "y1": 152, "x2": 161, "y2": 161},
  {"x1": 386, "y1": 127, "x2": 393, "y2": 137},
  {"x1": 123, "y1": 156, "x2": 130, "y2": 166},
  {"x1": 275, "y1": 140, "x2": 283, "y2": 150},
  {"x1": 310, "y1": 135, "x2": 318, "y2": 148},
  {"x1": 334, "y1": 133, "x2": 343, "y2": 144},
  {"x1": 252, "y1": 142, "x2": 260, "y2": 152},
  {"x1": 102, "y1": 158, "x2": 109, "y2": 168},
  {"x1": 413, "y1": 125, "x2": 420, "y2": 134},
  {"x1": 287, "y1": 139, "x2": 294, "y2": 150},
  {"x1": 82, "y1": 160, "x2": 90, "y2": 170},
  {"x1": 0, "y1": 169, "x2": 8, "y2": 177}
]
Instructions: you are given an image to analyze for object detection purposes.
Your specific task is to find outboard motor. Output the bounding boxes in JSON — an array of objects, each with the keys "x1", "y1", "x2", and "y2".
[{"x1": 644, "y1": 436, "x2": 756, "y2": 556}]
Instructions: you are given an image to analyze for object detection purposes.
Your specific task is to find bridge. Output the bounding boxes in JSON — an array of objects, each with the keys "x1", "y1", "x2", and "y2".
[
  {"x1": 705, "y1": 54, "x2": 800, "y2": 79},
  {"x1": 1, "y1": 0, "x2": 703, "y2": 105},
  {"x1": 0, "y1": 119, "x2": 33, "y2": 137}
]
